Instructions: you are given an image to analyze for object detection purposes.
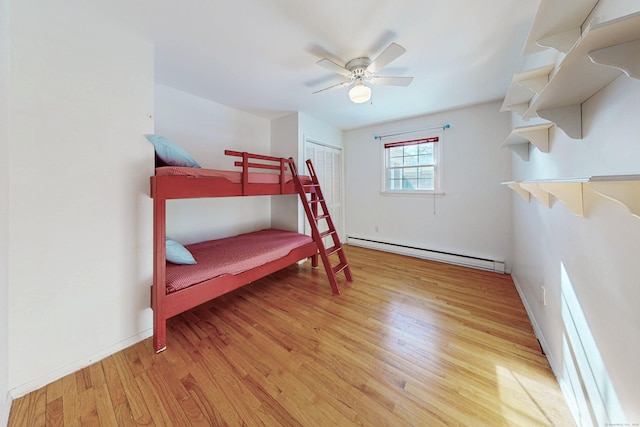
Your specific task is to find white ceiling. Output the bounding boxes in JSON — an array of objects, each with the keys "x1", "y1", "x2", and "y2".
[{"x1": 79, "y1": 0, "x2": 539, "y2": 130}]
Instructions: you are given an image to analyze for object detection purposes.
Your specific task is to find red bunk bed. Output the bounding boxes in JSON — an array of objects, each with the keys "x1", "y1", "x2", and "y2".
[{"x1": 150, "y1": 148, "x2": 351, "y2": 353}]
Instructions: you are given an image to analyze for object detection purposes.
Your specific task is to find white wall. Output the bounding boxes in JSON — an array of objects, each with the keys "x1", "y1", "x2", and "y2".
[
  {"x1": 1, "y1": 0, "x2": 10, "y2": 422},
  {"x1": 510, "y1": 75, "x2": 640, "y2": 424},
  {"x1": 8, "y1": 0, "x2": 154, "y2": 396},
  {"x1": 270, "y1": 112, "x2": 344, "y2": 233},
  {"x1": 154, "y1": 84, "x2": 272, "y2": 244},
  {"x1": 270, "y1": 113, "x2": 299, "y2": 232},
  {"x1": 345, "y1": 101, "x2": 513, "y2": 267},
  {"x1": 300, "y1": 112, "x2": 344, "y2": 155}
]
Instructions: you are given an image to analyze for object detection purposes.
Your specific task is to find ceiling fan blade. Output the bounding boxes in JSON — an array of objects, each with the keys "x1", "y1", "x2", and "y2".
[
  {"x1": 367, "y1": 43, "x2": 406, "y2": 73},
  {"x1": 370, "y1": 76, "x2": 414, "y2": 86},
  {"x1": 316, "y1": 58, "x2": 352, "y2": 77},
  {"x1": 312, "y1": 80, "x2": 352, "y2": 94}
]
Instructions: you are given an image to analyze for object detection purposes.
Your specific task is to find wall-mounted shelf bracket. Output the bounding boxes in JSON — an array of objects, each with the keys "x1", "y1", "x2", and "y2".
[
  {"x1": 537, "y1": 28, "x2": 581, "y2": 54},
  {"x1": 500, "y1": 65, "x2": 554, "y2": 117},
  {"x1": 519, "y1": 182, "x2": 551, "y2": 208},
  {"x1": 537, "y1": 181, "x2": 585, "y2": 216},
  {"x1": 537, "y1": 105, "x2": 581, "y2": 139},
  {"x1": 501, "y1": 123, "x2": 553, "y2": 161},
  {"x1": 503, "y1": 181, "x2": 531, "y2": 202},
  {"x1": 588, "y1": 39, "x2": 640, "y2": 79},
  {"x1": 587, "y1": 175, "x2": 640, "y2": 218}
]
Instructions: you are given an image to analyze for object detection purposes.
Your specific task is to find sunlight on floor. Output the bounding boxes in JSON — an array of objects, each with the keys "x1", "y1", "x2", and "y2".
[
  {"x1": 559, "y1": 262, "x2": 625, "y2": 425},
  {"x1": 383, "y1": 298, "x2": 441, "y2": 355},
  {"x1": 494, "y1": 364, "x2": 561, "y2": 426}
]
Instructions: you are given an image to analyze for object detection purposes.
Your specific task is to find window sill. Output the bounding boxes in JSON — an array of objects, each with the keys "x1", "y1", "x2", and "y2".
[{"x1": 380, "y1": 190, "x2": 445, "y2": 197}]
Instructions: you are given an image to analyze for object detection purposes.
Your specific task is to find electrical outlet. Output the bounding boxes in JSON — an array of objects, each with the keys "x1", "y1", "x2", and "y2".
[{"x1": 541, "y1": 286, "x2": 547, "y2": 306}]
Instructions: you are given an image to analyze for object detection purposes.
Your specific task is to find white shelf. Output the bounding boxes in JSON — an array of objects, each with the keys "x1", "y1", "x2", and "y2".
[
  {"x1": 501, "y1": 123, "x2": 553, "y2": 161},
  {"x1": 504, "y1": 9, "x2": 640, "y2": 139},
  {"x1": 500, "y1": 65, "x2": 555, "y2": 116},
  {"x1": 522, "y1": 11, "x2": 640, "y2": 138},
  {"x1": 588, "y1": 39, "x2": 640, "y2": 79},
  {"x1": 523, "y1": 0, "x2": 598, "y2": 55},
  {"x1": 503, "y1": 175, "x2": 640, "y2": 218}
]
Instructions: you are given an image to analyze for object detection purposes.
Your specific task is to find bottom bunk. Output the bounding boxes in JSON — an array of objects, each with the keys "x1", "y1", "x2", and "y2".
[{"x1": 152, "y1": 229, "x2": 318, "y2": 352}]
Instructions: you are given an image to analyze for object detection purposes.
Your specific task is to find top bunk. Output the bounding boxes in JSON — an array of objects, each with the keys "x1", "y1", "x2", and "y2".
[{"x1": 150, "y1": 148, "x2": 313, "y2": 200}]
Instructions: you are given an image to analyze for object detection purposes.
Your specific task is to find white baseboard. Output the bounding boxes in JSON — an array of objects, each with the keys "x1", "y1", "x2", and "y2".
[
  {"x1": 511, "y1": 274, "x2": 558, "y2": 374},
  {"x1": 9, "y1": 328, "x2": 152, "y2": 399},
  {"x1": 347, "y1": 236, "x2": 505, "y2": 273}
]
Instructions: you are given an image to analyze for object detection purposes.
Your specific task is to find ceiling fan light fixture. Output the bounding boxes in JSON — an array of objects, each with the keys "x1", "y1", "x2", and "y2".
[
  {"x1": 315, "y1": 43, "x2": 410, "y2": 103},
  {"x1": 349, "y1": 82, "x2": 372, "y2": 103}
]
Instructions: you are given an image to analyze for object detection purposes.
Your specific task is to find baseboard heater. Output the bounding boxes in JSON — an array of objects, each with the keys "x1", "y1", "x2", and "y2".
[{"x1": 347, "y1": 236, "x2": 505, "y2": 273}]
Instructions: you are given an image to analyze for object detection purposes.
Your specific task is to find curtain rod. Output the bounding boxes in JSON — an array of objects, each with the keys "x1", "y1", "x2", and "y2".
[{"x1": 373, "y1": 123, "x2": 450, "y2": 140}]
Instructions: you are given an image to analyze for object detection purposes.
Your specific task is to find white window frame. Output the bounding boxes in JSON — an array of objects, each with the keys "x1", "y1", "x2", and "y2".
[{"x1": 380, "y1": 131, "x2": 444, "y2": 196}]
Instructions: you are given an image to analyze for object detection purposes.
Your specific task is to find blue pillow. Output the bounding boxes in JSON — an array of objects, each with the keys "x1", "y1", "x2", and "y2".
[
  {"x1": 145, "y1": 134, "x2": 201, "y2": 168},
  {"x1": 165, "y1": 236, "x2": 197, "y2": 265}
]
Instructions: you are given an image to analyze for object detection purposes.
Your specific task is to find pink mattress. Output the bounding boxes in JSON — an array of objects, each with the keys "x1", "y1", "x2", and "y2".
[
  {"x1": 166, "y1": 229, "x2": 314, "y2": 293},
  {"x1": 156, "y1": 166, "x2": 294, "y2": 184}
]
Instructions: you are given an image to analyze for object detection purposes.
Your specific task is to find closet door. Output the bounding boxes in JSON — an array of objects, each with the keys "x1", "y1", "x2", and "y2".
[{"x1": 304, "y1": 141, "x2": 343, "y2": 244}]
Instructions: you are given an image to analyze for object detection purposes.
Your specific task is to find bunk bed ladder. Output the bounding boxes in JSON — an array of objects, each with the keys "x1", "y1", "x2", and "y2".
[{"x1": 290, "y1": 158, "x2": 353, "y2": 295}]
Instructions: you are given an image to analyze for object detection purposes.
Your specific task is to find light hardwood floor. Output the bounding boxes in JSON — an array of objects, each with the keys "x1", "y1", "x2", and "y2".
[{"x1": 9, "y1": 245, "x2": 575, "y2": 426}]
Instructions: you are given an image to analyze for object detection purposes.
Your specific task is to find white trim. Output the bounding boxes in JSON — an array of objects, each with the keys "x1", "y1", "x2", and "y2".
[
  {"x1": 511, "y1": 274, "x2": 557, "y2": 373},
  {"x1": 9, "y1": 329, "x2": 152, "y2": 399},
  {"x1": 303, "y1": 136, "x2": 341, "y2": 150},
  {"x1": 347, "y1": 237, "x2": 504, "y2": 273}
]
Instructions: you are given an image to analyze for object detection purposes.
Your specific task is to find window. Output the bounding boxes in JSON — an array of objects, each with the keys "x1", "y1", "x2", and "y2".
[{"x1": 383, "y1": 136, "x2": 440, "y2": 193}]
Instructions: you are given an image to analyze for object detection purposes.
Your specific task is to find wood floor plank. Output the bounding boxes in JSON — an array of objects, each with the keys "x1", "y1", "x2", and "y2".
[
  {"x1": 184, "y1": 358, "x2": 256, "y2": 426},
  {"x1": 45, "y1": 379, "x2": 63, "y2": 406},
  {"x1": 77, "y1": 388, "x2": 98, "y2": 426},
  {"x1": 60, "y1": 372, "x2": 79, "y2": 426},
  {"x1": 111, "y1": 352, "x2": 153, "y2": 425},
  {"x1": 91, "y1": 384, "x2": 118, "y2": 427},
  {"x1": 77, "y1": 368, "x2": 93, "y2": 395},
  {"x1": 134, "y1": 371, "x2": 181, "y2": 426},
  {"x1": 99, "y1": 355, "x2": 129, "y2": 416},
  {"x1": 8, "y1": 393, "x2": 30, "y2": 427},
  {"x1": 8, "y1": 245, "x2": 575, "y2": 426},
  {"x1": 44, "y1": 397, "x2": 64, "y2": 427}
]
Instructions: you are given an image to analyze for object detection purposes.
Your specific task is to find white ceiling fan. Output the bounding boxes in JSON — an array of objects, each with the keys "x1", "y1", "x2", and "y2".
[{"x1": 313, "y1": 42, "x2": 414, "y2": 104}]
